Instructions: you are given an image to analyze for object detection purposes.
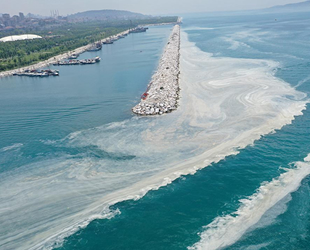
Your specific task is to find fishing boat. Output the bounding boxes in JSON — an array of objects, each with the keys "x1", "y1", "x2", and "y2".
[
  {"x1": 14, "y1": 69, "x2": 59, "y2": 77},
  {"x1": 103, "y1": 39, "x2": 113, "y2": 44},
  {"x1": 129, "y1": 27, "x2": 148, "y2": 33},
  {"x1": 68, "y1": 53, "x2": 78, "y2": 59},
  {"x1": 42, "y1": 69, "x2": 59, "y2": 76},
  {"x1": 53, "y1": 57, "x2": 100, "y2": 66},
  {"x1": 53, "y1": 60, "x2": 80, "y2": 66},
  {"x1": 87, "y1": 42, "x2": 102, "y2": 51}
]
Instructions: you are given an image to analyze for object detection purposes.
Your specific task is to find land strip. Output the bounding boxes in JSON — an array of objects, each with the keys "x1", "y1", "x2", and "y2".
[
  {"x1": 0, "y1": 17, "x2": 179, "y2": 76},
  {"x1": 132, "y1": 24, "x2": 181, "y2": 116}
]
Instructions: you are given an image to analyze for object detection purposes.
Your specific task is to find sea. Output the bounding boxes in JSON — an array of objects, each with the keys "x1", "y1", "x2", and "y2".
[{"x1": 0, "y1": 10, "x2": 310, "y2": 250}]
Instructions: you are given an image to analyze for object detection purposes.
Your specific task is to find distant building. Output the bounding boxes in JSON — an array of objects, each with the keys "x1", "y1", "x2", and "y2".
[
  {"x1": 11, "y1": 15, "x2": 20, "y2": 26},
  {"x1": 19, "y1": 12, "x2": 25, "y2": 20},
  {"x1": 2, "y1": 14, "x2": 11, "y2": 27},
  {"x1": 0, "y1": 12, "x2": 67, "y2": 31},
  {"x1": 2, "y1": 14, "x2": 10, "y2": 20}
]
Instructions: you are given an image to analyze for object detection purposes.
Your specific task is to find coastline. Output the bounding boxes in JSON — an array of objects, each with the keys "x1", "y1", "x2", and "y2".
[
  {"x1": 0, "y1": 21, "x2": 180, "y2": 79},
  {"x1": 132, "y1": 24, "x2": 181, "y2": 115},
  {"x1": 29, "y1": 31, "x2": 308, "y2": 250},
  {"x1": 0, "y1": 30, "x2": 129, "y2": 78},
  {"x1": 0, "y1": 17, "x2": 309, "y2": 250}
]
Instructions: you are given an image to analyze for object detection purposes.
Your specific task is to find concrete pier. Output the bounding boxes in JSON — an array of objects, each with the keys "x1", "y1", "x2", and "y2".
[{"x1": 132, "y1": 25, "x2": 181, "y2": 116}]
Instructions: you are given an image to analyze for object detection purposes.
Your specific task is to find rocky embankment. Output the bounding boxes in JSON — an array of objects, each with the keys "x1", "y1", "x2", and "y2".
[{"x1": 132, "y1": 25, "x2": 180, "y2": 116}]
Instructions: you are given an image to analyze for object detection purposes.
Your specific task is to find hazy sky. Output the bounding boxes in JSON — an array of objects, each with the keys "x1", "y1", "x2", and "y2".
[{"x1": 0, "y1": 0, "x2": 305, "y2": 16}]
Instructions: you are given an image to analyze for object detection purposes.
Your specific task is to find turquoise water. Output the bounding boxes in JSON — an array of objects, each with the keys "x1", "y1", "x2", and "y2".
[
  {"x1": 1, "y1": 11, "x2": 310, "y2": 250},
  {"x1": 0, "y1": 26, "x2": 171, "y2": 173}
]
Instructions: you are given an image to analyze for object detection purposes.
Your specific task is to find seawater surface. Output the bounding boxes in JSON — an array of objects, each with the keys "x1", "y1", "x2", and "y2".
[{"x1": 1, "y1": 12, "x2": 310, "y2": 250}]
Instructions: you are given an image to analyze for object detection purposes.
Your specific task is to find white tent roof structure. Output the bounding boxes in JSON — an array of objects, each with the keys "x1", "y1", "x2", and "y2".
[{"x1": 0, "y1": 34, "x2": 42, "y2": 42}]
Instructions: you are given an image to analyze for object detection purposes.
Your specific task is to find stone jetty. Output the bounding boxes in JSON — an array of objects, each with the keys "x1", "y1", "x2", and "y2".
[{"x1": 132, "y1": 25, "x2": 181, "y2": 116}]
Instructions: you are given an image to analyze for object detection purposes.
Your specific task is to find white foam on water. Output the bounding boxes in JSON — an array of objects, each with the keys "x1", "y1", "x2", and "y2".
[
  {"x1": 224, "y1": 37, "x2": 251, "y2": 50},
  {"x1": 0, "y1": 143, "x2": 23, "y2": 152},
  {"x1": 295, "y1": 75, "x2": 310, "y2": 89},
  {"x1": 244, "y1": 242, "x2": 271, "y2": 250},
  {"x1": 0, "y1": 32, "x2": 308, "y2": 250},
  {"x1": 188, "y1": 155, "x2": 310, "y2": 250},
  {"x1": 183, "y1": 27, "x2": 215, "y2": 31}
]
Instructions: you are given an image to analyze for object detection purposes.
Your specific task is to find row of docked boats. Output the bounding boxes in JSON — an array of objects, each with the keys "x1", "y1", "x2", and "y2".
[
  {"x1": 14, "y1": 55, "x2": 100, "y2": 78},
  {"x1": 53, "y1": 56, "x2": 101, "y2": 66},
  {"x1": 13, "y1": 69, "x2": 59, "y2": 77},
  {"x1": 129, "y1": 27, "x2": 148, "y2": 33},
  {"x1": 102, "y1": 26, "x2": 148, "y2": 45},
  {"x1": 102, "y1": 33, "x2": 127, "y2": 45},
  {"x1": 13, "y1": 26, "x2": 147, "y2": 78}
]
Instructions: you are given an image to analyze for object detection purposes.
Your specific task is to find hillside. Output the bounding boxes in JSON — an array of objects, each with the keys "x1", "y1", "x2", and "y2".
[
  {"x1": 68, "y1": 9, "x2": 151, "y2": 21},
  {"x1": 264, "y1": 0, "x2": 310, "y2": 13}
]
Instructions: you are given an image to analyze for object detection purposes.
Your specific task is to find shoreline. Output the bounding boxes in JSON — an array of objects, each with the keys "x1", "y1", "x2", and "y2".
[
  {"x1": 1, "y1": 20, "x2": 309, "y2": 250},
  {"x1": 0, "y1": 29, "x2": 130, "y2": 78},
  {"x1": 0, "y1": 21, "x2": 180, "y2": 79},
  {"x1": 132, "y1": 24, "x2": 181, "y2": 115}
]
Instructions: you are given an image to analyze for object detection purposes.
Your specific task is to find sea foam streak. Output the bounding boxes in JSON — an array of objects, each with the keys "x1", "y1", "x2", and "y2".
[
  {"x1": 0, "y1": 32, "x2": 307, "y2": 250},
  {"x1": 189, "y1": 155, "x2": 310, "y2": 250},
  {"x1": 0, "y1": 143, "x2": 23, "y2": 152}
]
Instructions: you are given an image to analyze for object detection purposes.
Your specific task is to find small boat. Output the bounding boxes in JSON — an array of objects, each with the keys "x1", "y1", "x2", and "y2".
[
  {"x1": 14, "y1": 69, "x2": 59, "y2": 77},
  {"x1": 110, "y1": 36, "x2": 118, "y2": 42},
  {"x1": 80, "y1": 56, "x2": 101, "y2": 64},
  {"x1": 68, "y1": 53, "x2": 78, "y2": 59},
  {"x1": 87, "y1": 42, "x2": 102, "y2": 51},
  {"x1": 80, "y1": 59, "x2": 95, "y2": 65},
  {"x1": 103, "y1": 39, "x2": 113, "y2": 44},
  {"x1": 53, "y1": 59, "x2": 80, "y2": 66},
  {"x1": 53, "y1": 57, "x2": 100, "y2": 66},
  {"x1": 129, "y1": 27, "x2": 148, "y2": 33},
  {"x1": 42, "y1": 69, "x2": 59, "y2": 76},
  {"x1": 141, "y1": 92, "x2": 148, "y2": 100}
]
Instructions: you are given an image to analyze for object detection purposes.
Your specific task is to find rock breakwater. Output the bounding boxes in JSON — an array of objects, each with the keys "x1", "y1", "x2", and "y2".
[{"x1": 132, "y1": 25, "x2": 180, "y2": 116}]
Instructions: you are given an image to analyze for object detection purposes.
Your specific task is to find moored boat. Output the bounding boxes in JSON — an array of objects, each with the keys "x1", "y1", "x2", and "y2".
[
  {"x1": 14, "y1": 69, "x2": 59, "y2": 77},
  {"x1": 87, "y1": 42, "x2": 102, "y2": 51},
  {"x1": 129, "y1": 27, "x2": 148, "y2": 33},
  {"x1": 103, "y1": 39, "x2": 113, "y2": 44},
  {"x1": 53, "y1": 57, "x2": 100, "y2": 66},
  {"x1": 68, "y1": 53, "x2": 78, "y2": 59}
]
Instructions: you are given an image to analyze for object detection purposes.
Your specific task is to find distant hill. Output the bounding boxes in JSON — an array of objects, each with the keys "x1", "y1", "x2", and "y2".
[
  {"x1": 264, "y1": 0, "x2": 310, "y2": 13},
  {"x1": 68, "y1": 10, "x2": 152, "y2": 21}
]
